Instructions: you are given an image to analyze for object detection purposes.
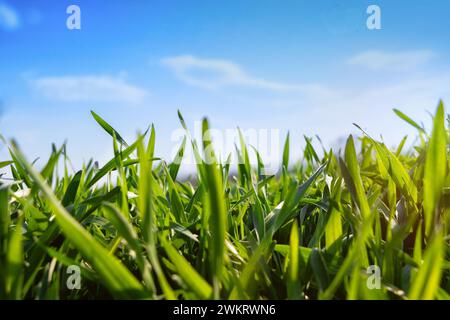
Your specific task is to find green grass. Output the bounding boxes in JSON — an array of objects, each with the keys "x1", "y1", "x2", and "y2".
[{"x1": 0, "y1": 101, "x2": 449, "y2": 300}]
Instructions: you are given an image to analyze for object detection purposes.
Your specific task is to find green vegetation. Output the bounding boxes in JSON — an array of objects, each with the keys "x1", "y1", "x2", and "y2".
[{"x1": 0, "y1": 102, "x2": 449, "y2": 300}]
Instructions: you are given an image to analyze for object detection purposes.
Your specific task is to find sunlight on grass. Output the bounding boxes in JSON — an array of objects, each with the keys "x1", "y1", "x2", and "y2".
[{"x1": 0, "y1": 102, "x2": 448, "y2": 300}]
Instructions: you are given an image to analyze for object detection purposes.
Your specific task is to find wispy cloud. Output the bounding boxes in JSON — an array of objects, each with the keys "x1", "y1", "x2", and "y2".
[
  {"x1": 0, "y1": 2, "x2": 20, "y2": 31},
  {"x1": 347, "y1": 50, "x2": 436, "y2": 71},
  {"x1": 30, "y1": 75, "x2": 149, "y2": 104},
  {"x1": 161, "y1": 55, "x2": 330, "y2": 96}
]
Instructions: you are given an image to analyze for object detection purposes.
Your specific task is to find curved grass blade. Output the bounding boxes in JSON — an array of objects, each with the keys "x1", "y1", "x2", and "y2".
[
  {"x1": 161, "y1": 237, "x2": 212, "y2": 299},
  {"x1": 423, "y1": 101, "x2": 447, "y2": 236},
  {"x1": 91, "y1": 110, "x2": 129, "y2": 147},
  {"x1": 202, "y1": 118, "x2": 227, "y2": 297},
  {"x1": 409, "y1": 231, "x2": 444, "y2": 300},
  {"x1": 61, "y1": 170, "x2": 82, "y2": 207},
  {"x1": 6, "y1": 215, "x2": 24, "y2": 299},
  {"x1": 393, "y1": 108, "x2": 426, "y2": 134},
  {"x1": 287, "y1": 220, "x2": 302, "y2": 299},
  {"x1": 0, "y1": 161, "x2": 13, "y2": 169}
]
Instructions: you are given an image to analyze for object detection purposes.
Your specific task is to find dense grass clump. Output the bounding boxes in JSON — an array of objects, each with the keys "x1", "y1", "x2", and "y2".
[{"x1": 0, "y1": 102, "x2": 449, "y2": 300}]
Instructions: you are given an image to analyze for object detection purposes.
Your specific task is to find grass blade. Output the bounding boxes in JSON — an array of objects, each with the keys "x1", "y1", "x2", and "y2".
[
  {"x1": 423, "y1": 101, "x2": 447, "y2": 236},
  {"x1": 91, "y1": 111, "x2": 129, "y2": 147}
]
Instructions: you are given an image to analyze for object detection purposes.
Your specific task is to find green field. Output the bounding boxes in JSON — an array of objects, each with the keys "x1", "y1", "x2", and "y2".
[{"x1": 0, "y1": 102, "x2": 449, "y2": 300}]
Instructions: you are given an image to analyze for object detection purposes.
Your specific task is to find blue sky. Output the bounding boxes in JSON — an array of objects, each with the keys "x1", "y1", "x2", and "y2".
[{"x1": 1, "y1": 0, "x2": 450, "y2": 172}]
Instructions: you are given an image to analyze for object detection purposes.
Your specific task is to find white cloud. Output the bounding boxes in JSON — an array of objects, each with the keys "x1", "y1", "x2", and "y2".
[
  {"x1": 347, "y1": 50, "x2": 436, "y2": 71},
  {"x1": 288, "y1": 73, "x2": 450, "y2": 147},
  {"x1": 31, "y1": 75, "x2": 149, "y2": 104},
  {"x1": 0, "y1": 2, "x2": 20, "y2": 31},
  {"x1": 161, "y1": 55, "x2": 330, "y2": 96}
]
